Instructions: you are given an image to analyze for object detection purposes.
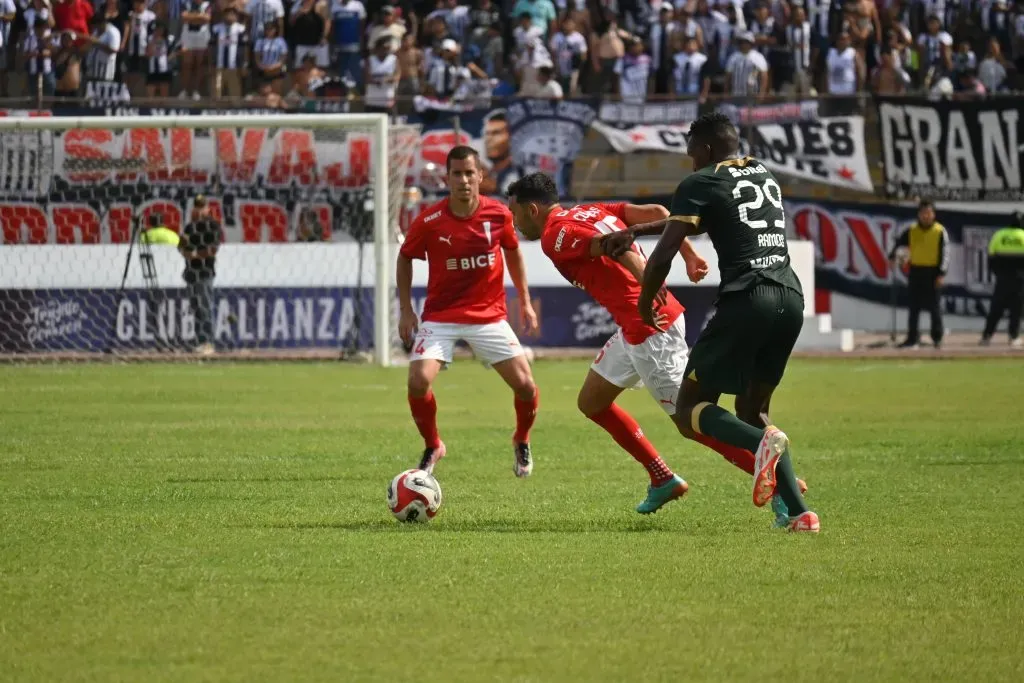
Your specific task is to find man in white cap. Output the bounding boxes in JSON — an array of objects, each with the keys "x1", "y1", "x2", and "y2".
[
  {"x1": 725, "y1": 30, "x2": 768, "y2": 96},
  {"x1": 425, "y1": 37, "x2": 469, "y2": 98}
]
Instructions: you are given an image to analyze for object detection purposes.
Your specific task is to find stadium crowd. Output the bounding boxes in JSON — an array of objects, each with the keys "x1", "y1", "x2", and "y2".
[{"x1": 0, "y1": 0, "x2": 1022, "y2": 107}]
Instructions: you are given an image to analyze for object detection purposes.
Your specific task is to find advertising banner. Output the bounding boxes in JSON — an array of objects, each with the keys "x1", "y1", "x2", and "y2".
[
  {"x1": 593, "y1": 114, "x2": 873, "y2": 192},
  {"x1": 876, "y1": 97, "x2": 1022, "y2": 201},
  {"x1": 787, "y1": 199, "x2": 1011, "y2": 317},
  {"x1": 0, "y1": 285, "x2": 719, "y2": 353}
]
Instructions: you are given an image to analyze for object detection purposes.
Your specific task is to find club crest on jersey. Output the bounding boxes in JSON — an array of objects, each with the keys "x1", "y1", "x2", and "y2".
[{"x1": 446, "y1": 253, "x2": 497, "y2": 271}]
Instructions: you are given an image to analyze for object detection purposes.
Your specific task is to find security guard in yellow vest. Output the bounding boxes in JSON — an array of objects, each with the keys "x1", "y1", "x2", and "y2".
[
  {"x1": 140, "y1": 215, "x2": 181, "y2": 246},
  {"x1": 981, "y1": 212, "x2": 1024, "y2": 348},
  {"x1": 889, "y1": 199, "x2": 949, "y2": 349}
]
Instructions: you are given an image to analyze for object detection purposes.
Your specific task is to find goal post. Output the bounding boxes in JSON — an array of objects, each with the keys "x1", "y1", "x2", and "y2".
[{"x1": 0, "y1": 112, "x2": 420, "y2": 366}]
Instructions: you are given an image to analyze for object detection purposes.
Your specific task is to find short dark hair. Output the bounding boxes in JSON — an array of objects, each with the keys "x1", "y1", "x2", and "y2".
[
  {"x1": 918, "y1": 198, "x2": 935, "y2": 210},
  {"x1": 507, "y1": 173, "x2": 558, "y2": 205},
  {"x1": 446, "y1": 145, "x2": 480, "y2": 171},
  {"x1": 688, "y1": 111, "x2": 739, "y2": 156}
]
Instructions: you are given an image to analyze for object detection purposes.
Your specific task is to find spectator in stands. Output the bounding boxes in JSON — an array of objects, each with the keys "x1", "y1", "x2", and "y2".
[
  {"x1": 474, "y1": 21, "x2": 504, "y2": 78},
  {"x1": 179, "y1": 0, "x2": 212, "y2": 99},
  {"x1": 180, "y1": 195, "x2": 221, "y2": 356},
  {"x1": 396, "y1": 31, "x2": 423, "y2": 100},
  {"x1": 121, "y1": 0, "x2": 156, "y2": 98},
  {"x1": 954, "y1": 67, "x2": 986, "y2": 97},
  {"x1": 245, "y1": 0, "x2": 284, "y2": 40},
  {"x1": 211, "y1": 5, "x2": 246, "y2": 98},
  {"x1": 365, "y1": 35, "x2": 399, "y2": 114},
  {"x1": 590, "y1": 11, "x2": 630, "y2": 94},
  {"x1": 24, "y1": 17, "x2": 56, "y2": 97},
  {"x1": 469, "y1": 0, "x2": 500, "y2": 42},
  {"x1": 291, "y1": 0, "x2": 330, "y2": 71},
  {"x1": 0, "y1": 0, "x2": 14, "y2": 96},
  {"x1": 144, "y1": 20, "x2": 174, "y2": 97},
  {"x1": 532, "y1": 63, "x2": 563, "y2": 97},
  {"x1": 826, "y1": 31, "x2": 862, "y2": 100},
  {"x1": 253, "y1": 19, "x2": 288, "y2": 93},
  {"x1": 520, "y1": 31, "x2": 555, "y2": 91},
  {"x1": 330, "y1": 0, "x2": 365, "y2": 87},
  {"x1": 550, "y1": 15, "x2": 587, "y2": 95},
  {"x1": 917, "y1": 14, "x2": 952, "y2": 74},
  {"x1": 615, "y1": 36, "x2": 651, "y2": 102},
  {"x1": 648, "y1": 3, "x2": 678, "y2": 95},
  {"x1": 512, "y1": 0, "x2": 557, "y2": 38},
  {"x1": 430, "y1": 0, "x2": 470, "y2": 44},
  {"x1": 725, "y1": 31, "x2": 768, "y2": 98},
  {"x1": 513, "y1": 12, "x2": 544, "y2": 52},
  {"x1": 53, "y1": 29, "x2": 82, "y2": 97},
  {"x1": 83, "y1": 13, "x2": 120, "y2": 91},
  {"x1": 367, "y1": 5, "x2": 406, "y2": 54},
  {"x1": 425, "y1": 37, "x2": 468, "y2": 98},
  {"x1": 53, "y1": 0, "x2": 93, "y2": 38},
  {"x1": 774, "y1": 2, "x2": 815, "y2": 94},
  {"x1": 673, "y1": 34, "x2": 710, "y2": 99},
  {"x1": 870, "y1": 46, "x2": 909, "y2": 93},
  {"x1": 978, "y1": 37, "x2": 1009, "y2": 92},
  {"x1": 675, "y1": 5, "x2": 702, "y2": 51},
  {"x1": 288, "y1": 52, "x2": 327, "y2": 98},
  {"x1": 952, "y1": 39, "x2": 976, "y2": 74}
]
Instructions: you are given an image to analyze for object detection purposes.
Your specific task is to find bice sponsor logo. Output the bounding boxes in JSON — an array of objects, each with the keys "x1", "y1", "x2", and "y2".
[{"x1": 446, "y1": 252, "x2": 497, "y2": 271}]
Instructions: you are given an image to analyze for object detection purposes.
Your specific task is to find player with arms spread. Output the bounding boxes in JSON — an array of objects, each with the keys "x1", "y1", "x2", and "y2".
[
  {"x1": 397, "y1": 146, "x2": 540, "y2": 478},
  {"x1": 604, "y1": 112, "x2": 819, "y2": 533},
  {"x1": 510, "y1": 173, "x2": 757, "y2": 515}
]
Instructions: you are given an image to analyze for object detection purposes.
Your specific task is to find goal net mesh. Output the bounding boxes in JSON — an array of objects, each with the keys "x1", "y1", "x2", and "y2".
[{"x1": 0, "y1": 116, "x2": 420, "y2": 359}]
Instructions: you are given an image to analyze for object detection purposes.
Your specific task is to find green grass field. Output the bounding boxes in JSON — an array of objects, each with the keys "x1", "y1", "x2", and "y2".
[{"x1": 2, "y1": 359, "x2": 1023, "y2": 682}]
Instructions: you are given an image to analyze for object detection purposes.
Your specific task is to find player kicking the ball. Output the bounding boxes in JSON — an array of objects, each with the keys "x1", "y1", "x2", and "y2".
[
  {"x1": 603, "y1": 112, "x2": 819, "y2": 533},
  {"x1": 508, "y1": 173, "x2": 724, "y2": 514},
  {"x1": 397, "y1": 146, "x2": 539, "y2": 478}
]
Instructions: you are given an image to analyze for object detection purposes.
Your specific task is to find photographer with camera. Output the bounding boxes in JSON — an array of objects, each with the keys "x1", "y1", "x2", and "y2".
[
  {"x1": 178, "y1": 196, "x2": 221, "y2": 355},
  {"x1": 981, "y1": 211, "x2": 1024, "y2": 348}
]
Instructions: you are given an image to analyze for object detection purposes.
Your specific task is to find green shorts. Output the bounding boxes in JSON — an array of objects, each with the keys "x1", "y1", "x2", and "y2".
[{"x1": 684, "y1": 283, "x2": 804, "y2": 395}]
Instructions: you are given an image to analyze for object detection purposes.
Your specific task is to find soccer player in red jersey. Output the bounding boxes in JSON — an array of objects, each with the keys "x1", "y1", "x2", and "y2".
[
  {"x1": 397, "y1": 146, "x2": 539, "y2": 478},
  {"x1": 504, "y1": 173, "x2": 706, "y2": 512}
]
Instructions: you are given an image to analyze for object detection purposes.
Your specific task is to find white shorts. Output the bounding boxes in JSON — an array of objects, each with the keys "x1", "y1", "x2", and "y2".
[
  {"x1": 591, "y1": 316, "x2": 689, "y2": 415},
  {"x1": 180, "y1": 30, "x2": 210, "y2": 52},
  {"x1": 410, "y1": 320, "x2": 524, "y2": 367},
  {"x1": 295, "y1": 44, "x2": 331, "y2": 68}
]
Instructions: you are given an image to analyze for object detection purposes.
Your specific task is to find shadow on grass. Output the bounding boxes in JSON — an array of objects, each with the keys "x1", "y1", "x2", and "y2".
[{"x1": 252, "y1": 518, "x2": 678, "y2": 533}]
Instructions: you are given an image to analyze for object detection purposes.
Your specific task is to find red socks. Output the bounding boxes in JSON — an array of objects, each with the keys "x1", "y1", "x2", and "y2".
[
  {"x1": 589, "y1": 404, "x2": 673, "y2": 484},
  {"x1": 408, "y1": 392, "x2": 441, "y2": 449},
  {"x1": 513, "y1": 389, "x2": 539, "y2": 444},
  {"x1": 693, "y1": 432, "x2": 755, "y2": 475}
]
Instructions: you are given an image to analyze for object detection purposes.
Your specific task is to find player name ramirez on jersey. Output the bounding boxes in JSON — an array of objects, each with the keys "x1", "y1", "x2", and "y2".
[
  {"x1": 670, "y1": 157, "x2": 802, "y2": 297},
  {"x1": 400, "y1": 196, "x2": 518, "y2": 324},
  {"x1": 541, "y1": 202, "x2": 685, "y2": 344}
]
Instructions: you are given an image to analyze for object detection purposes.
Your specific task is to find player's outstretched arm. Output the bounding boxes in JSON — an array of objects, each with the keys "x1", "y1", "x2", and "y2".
[{"x1": 638, "y1": 219, "x2": 700, "y2": 328}]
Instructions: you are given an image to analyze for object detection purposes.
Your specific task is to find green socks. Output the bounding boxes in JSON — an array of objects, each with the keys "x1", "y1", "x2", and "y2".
[
  {"x1": 697, "y1": 404, "x2": 764, "y2": 453},
  {"x1": 775, "y1": 450, "x2": 808, "y2": 516}
]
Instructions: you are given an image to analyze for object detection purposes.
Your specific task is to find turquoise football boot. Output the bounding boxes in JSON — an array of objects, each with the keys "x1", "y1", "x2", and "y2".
[
  {"x1": 636, "y1": 475, "x2": 688, "y2": 514},
  {"x1": 771, "y1": 494, "x2": 790, "y2": 529}
]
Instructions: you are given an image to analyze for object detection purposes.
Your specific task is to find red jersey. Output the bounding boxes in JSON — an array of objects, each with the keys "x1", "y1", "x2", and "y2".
[
  {"x1": 400, "y1": 196, "x2": 518, "y2": 325},
  {"x1": 541, "y1": 203, "x2": 684, "y2": 345}
]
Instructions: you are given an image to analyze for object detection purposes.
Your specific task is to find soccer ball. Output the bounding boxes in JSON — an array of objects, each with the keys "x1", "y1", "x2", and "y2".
[{"x1": 387, "y1": 469, "x2": 443, "y2": 522}]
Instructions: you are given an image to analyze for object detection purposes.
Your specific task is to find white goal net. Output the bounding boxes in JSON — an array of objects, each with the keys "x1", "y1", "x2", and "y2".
[{"x1": 0, "y1": 113, "x2": 420, "y2": 365}]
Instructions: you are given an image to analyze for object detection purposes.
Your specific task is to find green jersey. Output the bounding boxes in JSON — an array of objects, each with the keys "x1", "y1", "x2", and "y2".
[{"x1": 670, "y1": 157, "x2": 802, "y2": 296}]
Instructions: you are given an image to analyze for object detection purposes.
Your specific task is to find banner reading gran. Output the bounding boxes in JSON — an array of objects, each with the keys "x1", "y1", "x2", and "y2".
[{"x1": 877, "y1": 97, "x2": 1022, "y2": 201}]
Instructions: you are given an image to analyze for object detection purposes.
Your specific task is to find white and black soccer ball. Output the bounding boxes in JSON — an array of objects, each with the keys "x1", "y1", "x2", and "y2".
[{"x1": 387, "y1": 469, "x2": 443, "y2": 523}]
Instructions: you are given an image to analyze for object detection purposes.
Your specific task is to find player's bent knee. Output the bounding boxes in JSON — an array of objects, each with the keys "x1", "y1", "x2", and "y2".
[
  {"x1": 672, "y1": 405, "x2": 698, "y2": 440},
  {"x1": 407, "y1": 369, "x2": 433, "y2": 397}
]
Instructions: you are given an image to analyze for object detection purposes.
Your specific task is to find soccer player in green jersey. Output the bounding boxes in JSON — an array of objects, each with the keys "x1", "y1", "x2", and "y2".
[{"x1": 602, "y1": 112, "x2": 819, "y2": 533}]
